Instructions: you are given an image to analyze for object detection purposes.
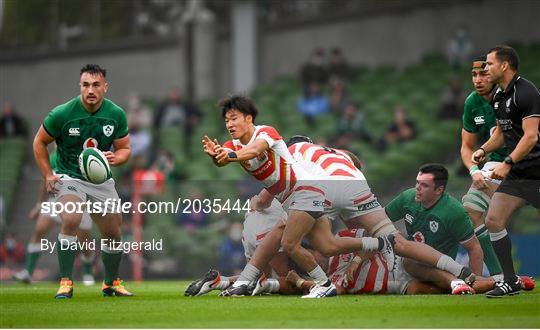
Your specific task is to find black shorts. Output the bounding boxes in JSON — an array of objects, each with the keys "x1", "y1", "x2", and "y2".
[{"x1": 497, "y1": 164, "x2": 540, "y2": 208}]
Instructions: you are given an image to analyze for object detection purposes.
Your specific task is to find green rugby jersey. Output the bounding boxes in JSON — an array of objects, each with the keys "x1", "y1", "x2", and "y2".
[
  {"x1": 462, "y1": 91, "x2": 508, "y2": 162},
  {"x1": 385, "y1": 188, "x2": 474, "y2": 258},
  {"x1": 43, "y1": 97, "x2": 128, "y2": 180}
]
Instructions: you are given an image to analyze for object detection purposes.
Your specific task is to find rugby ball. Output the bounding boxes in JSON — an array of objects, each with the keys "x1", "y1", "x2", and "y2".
[{"x1": 78, "y1": 148, "x2": 112, "y2": 184}]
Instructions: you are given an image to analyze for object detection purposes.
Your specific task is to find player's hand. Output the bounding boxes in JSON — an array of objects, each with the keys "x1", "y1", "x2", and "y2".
[
  {"x1": 490, "y1": 163, "x2": 511, "y2": 180},
  {"x1": 46, "y1": 174, "x2": 60, "y2": 194},
  {"x1": 202, "y1": 136, "x2": 220, "y2": 157},
  {"x1": 471, "y1": 171, "x2": 488, "y2": 190},
  {"x1": 343, "y1": 258, "x2": 361, "y2": 288},
  {"x1": 471, "y1": 149, "x2": 486, "y2": 164},
  {"x1": 103, "y1": 151, "x2": 117, "y2": 166},
  {"x1": 214, "y1": 147, "x2": 231, "y2": 165},
  {"x1": 28, "y1": 203, "x2": 41, "y2": 220}
]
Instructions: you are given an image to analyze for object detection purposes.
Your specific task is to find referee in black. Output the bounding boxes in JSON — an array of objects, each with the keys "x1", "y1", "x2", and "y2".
[{"x1": 471, "y1": 45, "x2": 540, "y2": 298}]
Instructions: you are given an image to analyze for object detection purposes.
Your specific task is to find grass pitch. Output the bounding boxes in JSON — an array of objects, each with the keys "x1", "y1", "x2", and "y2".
[{"x1": 1, "y1": 281, "x2": 539, "y2": 328}]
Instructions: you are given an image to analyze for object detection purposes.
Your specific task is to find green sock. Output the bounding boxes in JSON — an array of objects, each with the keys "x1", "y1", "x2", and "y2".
[
  {"x1": 57, "y1": 238, "x2": 77, "y2": 280},
  {"x1": 25, "y1": 252, "x2": 41, "y2": 275},
  {"x1": 477, "y1": 230, "x2": 502, "y2": 275},
  {"x1": 101, "y1": 251, "x2": 122, "y2": 285}
]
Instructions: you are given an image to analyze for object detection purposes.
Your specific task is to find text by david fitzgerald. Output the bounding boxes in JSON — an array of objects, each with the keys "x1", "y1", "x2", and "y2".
[{"x1": 41, "y1": 239, "x2": 163, "y2": 254}]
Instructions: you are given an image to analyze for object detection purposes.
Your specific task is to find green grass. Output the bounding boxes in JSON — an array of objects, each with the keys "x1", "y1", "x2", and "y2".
[{"x1": 1, "y1": 281, "x2": 539, "y2": 328}]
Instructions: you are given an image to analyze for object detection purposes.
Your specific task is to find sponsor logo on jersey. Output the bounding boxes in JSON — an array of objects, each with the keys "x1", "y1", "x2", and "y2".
[
  {"x1": 257, "y1": 151, "x2": 268, "y2": 162},
  {"x1": 241, "y1": 160, "x2": 252, "y2": 169},
  {"x1": 429, "y1": 220, "x2": 439, "y2": 233},
  {"x1": 474, "y1": 116, "x2": 485, "y2": 125},
  {"x1": 67, "y1": 186, "x2": 77, "y2": 192},
  {"x1": 69, "y1": 128, "x2": 80, "y2": 136},
  {"x1": 412, "y1": 231, "x2": 425, "y2": 243},
  {"x1": 312, "y1": 200, "x2": 324, "y2": 207},
  {"x1": 103, "y1": 125, "x2": 114, "y2": 137},
  {"x1": 83, "y1": 137, "x2": 98, "y2": 149},
  {"x1": 358, "y1": 200, "x2": 381, "y2": 212},
  {"x1": 405, "y1": 213, "x2": 413, "y2": 224}
]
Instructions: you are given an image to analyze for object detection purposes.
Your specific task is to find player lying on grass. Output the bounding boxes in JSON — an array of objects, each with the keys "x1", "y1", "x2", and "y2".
[
  {"x1": 209, "y1": 136, "x2": 477, "y2": 297},
  {"x1": 186, "y1": 227, "x2": 534, "y2": 297},
  {"x1": 203, "y1": 95, "x2": 404, "y2": 298}
]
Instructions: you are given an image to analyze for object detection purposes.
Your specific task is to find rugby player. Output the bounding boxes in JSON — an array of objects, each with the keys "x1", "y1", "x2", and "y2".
[{"x1": 33, "y1": 64, "x2": 133, "y2": 298}]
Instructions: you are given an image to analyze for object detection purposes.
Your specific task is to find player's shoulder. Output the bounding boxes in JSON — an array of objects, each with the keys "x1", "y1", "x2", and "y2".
[
  {"x1": 255, "y1": 125, "x2": 281, "y2": 139},
  {"x1": 464, "y1": 91, "x2": 483, "y2": 109},
  {"x1": 50, "y1": 97, "x2": 79, "y2": 115},
  {"x1": 399, "y1": 187, "x2": 417, "y2": 201},
  {"x1": 515, "y1": 76, "x2": 540, "y2": 100},
  {"x1": 438, "y1": 193, "x2": 468, "y2": 217},
  {"x1": 102, "y1": 98, "x2": 127, "y2": 116}
]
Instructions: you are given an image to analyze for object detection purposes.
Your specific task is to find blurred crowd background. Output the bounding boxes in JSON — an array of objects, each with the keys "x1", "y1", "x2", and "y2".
[{"x1": 1, "y1": 0, "x2": 539, "y2": 281}]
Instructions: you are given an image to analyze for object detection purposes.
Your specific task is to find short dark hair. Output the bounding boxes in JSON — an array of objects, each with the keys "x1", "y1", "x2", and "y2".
[
  {"x1": 419, "y1": 163, "x2": 448, "y2": 190},
  {"x1": 80, "y1": 64, "x2": 107, "y2": 77},
  {"x1": 286, "y1": 135, "x2": 313, "y2": 147},
  {"x1": 488, "y1": 45, "x2": 519, "y2": 71},
  {"x1": 218, "y1": 95, "x2": 258, "y2": 122}
]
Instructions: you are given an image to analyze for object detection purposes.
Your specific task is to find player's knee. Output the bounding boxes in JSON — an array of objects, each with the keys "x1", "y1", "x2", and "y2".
[
  {"x1": 280, "y1": 237, "x2": 299, "y2": 255},
  {"x1": 462, "y1": 189, "x2": 490, "y2": 215}
]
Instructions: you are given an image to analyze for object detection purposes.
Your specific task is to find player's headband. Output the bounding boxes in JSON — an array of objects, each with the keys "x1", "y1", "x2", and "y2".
[{"x1": 472, "y1": 55, "x2": 487, "y2": 71}]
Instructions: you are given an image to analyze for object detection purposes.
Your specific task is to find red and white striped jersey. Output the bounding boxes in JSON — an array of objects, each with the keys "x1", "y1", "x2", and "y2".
[
  {"x1": 222, "y1": 125, "x2": 311, "y2": 202},
  {"x1": 288, "y1": 142, "x2": 365, "y2": 180},
  {"x1": 327, "y1": 229, "x2": 389, "y2": 294}
]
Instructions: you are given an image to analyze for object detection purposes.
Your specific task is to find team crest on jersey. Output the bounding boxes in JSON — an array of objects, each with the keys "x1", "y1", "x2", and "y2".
[
  {"x1": 429, "y1": 220, "x2": 439, "y2": 233},
  {"x1": 103, "y1": 125, "x2": 114, "y2": 137},
  {"x1": 412, "y1": 231, "x2": 425, "y2": 243},
  {"x1": 83, "y1": 137, "x2": 98, "y2": 149},
  {"x1": 405, "y1": 213, "x2": 413, "y2": 224}
]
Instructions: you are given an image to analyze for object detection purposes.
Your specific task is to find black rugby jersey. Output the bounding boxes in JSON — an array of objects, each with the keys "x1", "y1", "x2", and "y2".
[{"x1": 491, "y1": 74, "x2": 540, "y2": 169}]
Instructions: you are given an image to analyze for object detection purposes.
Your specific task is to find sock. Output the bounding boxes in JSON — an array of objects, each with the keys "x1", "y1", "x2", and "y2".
[
  {"x1": 308, "y1": 265, "x2": 329, "y2": 285},
  {"x1": 214, "y1": 277, "x2": 231, "y2": 290},
  {"x1": 101, "y1": 245, "x2": 123, "y2": 285},
  {"x1": 233, "y1": 263, "x2": 260, "y2": 287},
  {"x1": 475, "y1": 225, "x2": 502, "y2": 275},
  {"x1": 436, "y1": 255, "x2": 463, "y2": 277},
  {"x1": 360, "y1": 237, "x2": 379, "y2": 252},
  {"x1": 489, "y1": 229, "x2": 517, "y2": 282},
  {"x1": 57, "y1": 234, "x2": 77, "y2": 280},
  {"x1": 25, "y1": 243, "x2": 42, "y2": 275},
  {"x1": 266, "y1": 279, "x2": 280, "y2": 293},
  {"x1": 80, "y1": 252, "x2": 94, "y2": 275}
]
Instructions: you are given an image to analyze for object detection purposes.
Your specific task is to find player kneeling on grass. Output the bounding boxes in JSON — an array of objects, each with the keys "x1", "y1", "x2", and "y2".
[
  {"x1": 252, "y1": 229, "x2": 532, "y2": 297},
  {"x1": 33, "y1": 64, "x2": 133, "y2": 299},
  {"x1": 185, "y1": 198, "x2": 290, "y2": 296}
]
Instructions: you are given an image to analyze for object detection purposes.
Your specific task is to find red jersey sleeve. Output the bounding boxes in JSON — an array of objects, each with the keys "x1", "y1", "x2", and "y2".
[
  {"x1": 222, "y1": 140, "x2": 236, "y2": 151},
  {"x1": 255, "y1": 126, "x2": 282, "y2": 148}
]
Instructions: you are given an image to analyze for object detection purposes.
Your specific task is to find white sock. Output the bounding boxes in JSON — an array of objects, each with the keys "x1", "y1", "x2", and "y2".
[
  {"x1": 214, "y1": 276, "x2": 231, "y2": 290},
  {"x1": 27, "y1": 243, "x2": 42, "y2": 253},
  {"x1": 436, "y1": 255, "x2": 463, "y2": 277},
  {"x1": 266, "y1": 279, "x2": 280, "y2": 293},
  {"x1": 234, "y1": 263, "x2": 260, "y2": 286},
  {"x1": 58, "y1": 234, "x2": 77, "y2": 248},
  {"x1": 308, "y1": 265, "x2": 328, "y2": 285}
]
